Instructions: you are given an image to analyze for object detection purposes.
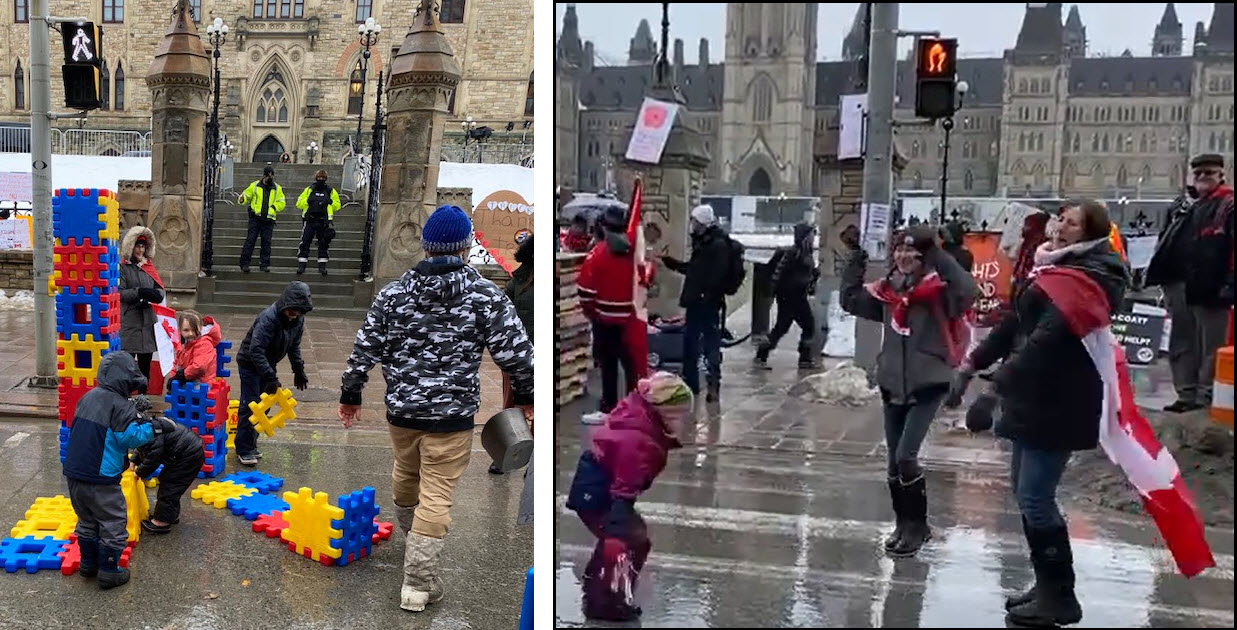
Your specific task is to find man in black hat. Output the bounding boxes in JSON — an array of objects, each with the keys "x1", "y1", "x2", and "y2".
[
  {"x1": 238, "y1": 165, "x2": 286, "y2": 273},
  {"x1": 1146, "y1": 153, "x2": 1234, "y2": 412}
]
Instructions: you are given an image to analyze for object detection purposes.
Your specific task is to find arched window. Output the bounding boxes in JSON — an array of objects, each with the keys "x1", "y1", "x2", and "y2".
[
  {"x1": 1036, "y1": 133, "x2": 1043, "y2": 152},
  {"x1": 1209, "y1": 132, "x2": 1217, "y2": 151},
  {"x1": 1033, "y1": 163, "x2": 1045, "y2": 188},
  {"x1": 524, "y1": 72, "x2": 534, "y2": 117},
  {"x1": 100, "y1": 62, "x2": 110, "y2": 110},
  {"x1": 963, "y1": 169, "x2": 974, "y2": 191},
  {"x1": 440, "y1": 0, "x2": 465, "y2": 23},
  {"x1": 256, "y1": 66, "x2": 289, "y2": 124},
  {"x1": 447, "y1": 88, "x2": 456, "y2": 114},
  {"x1": 114, "y1": 62, "x2": 125, "y2": 111},
  {"x1": 1101, "y1": 134, "x2": 1109, "y2": 152},
  {"x1": 911, "y1": 140, "x2": 920, "y2": 158},
  {"x1": 752, "y1": 76, "x2": 773, "y2": 122},
  {"x1": 347, "y1": 60, "x2": 364, "y2": 116},
  {"x1": 1139, "y1": 133, "x2": 1147, "y2": 153},
  {"x1": 1149, "y1": 135, "x2": 1157, "y2": 153},
  {"x1": 1071, "y1": 133, "x2": 1080, "y2": 153},
  {"x1": 1018, "y1": 133, "x2": 1026, "y2": 152},
  {"x1": 1117, "y1": 164, "x2": 1128, "y2": 187},
  {"x1": 1019, "y1": 78, "x2": 1028, "y2": 93},
  {"x1": 1141, "y1": 164, "x2": 1152, "y2": 184},
  {"x1": 1092, "y1": 164, "x2": 1104, "y2": 187},
  {"x1": 748, "y1": 168, "x2": 771, "y2": 195},
  {"x1": 15, "y1": 61, "x2": 26, "y2": 110},
  {"x1": 913, "y1": 171, "x2": 923, "y2": 189}
]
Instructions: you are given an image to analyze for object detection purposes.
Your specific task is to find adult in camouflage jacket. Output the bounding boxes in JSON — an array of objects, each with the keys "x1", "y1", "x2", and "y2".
[{"x1": 337, "y1": 204, "x2": 534, "y2": 614}]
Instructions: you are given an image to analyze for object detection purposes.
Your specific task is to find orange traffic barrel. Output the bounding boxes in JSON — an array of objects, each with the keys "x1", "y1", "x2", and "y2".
[{"x1": 1212, "y1": 346, "x2": 1234, "y2": 428}]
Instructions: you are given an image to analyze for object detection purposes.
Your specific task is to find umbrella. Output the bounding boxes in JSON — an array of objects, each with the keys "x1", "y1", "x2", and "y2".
[{"x1": 560, "y1": 193, "x2": 628, "y2": 225}]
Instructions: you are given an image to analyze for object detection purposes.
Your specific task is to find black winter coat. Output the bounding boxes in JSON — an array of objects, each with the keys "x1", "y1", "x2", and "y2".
[
  {"x1": 133, "y1": 420, "x2": 204, "y2": 479},
  {"x1": 968, "y1": 240, "x2": 1128, "y2": 452},
  {"x1": 237, "y1": 282, "x2": 314, "y2": 383},
  {"x1": 663, "y1": 225, "x2": 731, "y2": 308},
  {"x1": 1145, "y1": 186, "x2": 1234, "y2": 307}
]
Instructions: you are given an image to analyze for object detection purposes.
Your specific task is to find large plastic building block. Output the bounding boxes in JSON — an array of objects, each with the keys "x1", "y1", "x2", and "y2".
[
  {"x1": 57, "y1": 381, "x2": 92, "y2": 427},
  {"x1": 58, "y1": 533, "x2": 130, "y2": 576},
  {"x1": 226, "y1": 492, "x2": 290, "y2": 521},
  {"x1": 52, "y1": 188, "x2": 119, "y2": 245},
  {"x1": 191, "y1": 480, "x2": 256, "y2": 508},
  {"x1": 373, "y1": 520, "x2": 394, "y2": 544},
  {"x1": 55, "y1": 287, "x2": 120, "y2": 340},
  {"x1": 252, "y1": 511, "x2": 288, "y2": 538},
  {"x1": 208, "y1": 378, "x2": 231, "y2": 424},
  {"x1": 12, "y1": 496, "x2": 78, "y2": 540},
  {"x1": 121, "y1": 469, "x2": 149, "y2": 544},
  {"x1": 52, "y1": 238, "x2": 119, "y2": 294},
  {"x1": 142, "y1": 464, "x2": 163, "y2": 488},
  {"x1": 0, "y1": 537, "x2": 70, "y2": 573},
  {"x1": 165, "y1": 381, "x2": 215, "y2": 432},
  {"x1": 280, "y1": 487, "x2": 344, "y2": 564},
  {"x1": 56, "y1": 334, "x2": 113, "y2": 386},
  {"x1": 198, "y1": 449, "x2": 228, "y2": 479},
  {"x1": 58, "y1": 424, "x2": 70, "y2": 463},
  {"x1": 220, "y1": 471, "x2": 284, "y2": 494},
  {"x1": 330, "y1": 487, "x2": 380, "y2": 567},
  {"x1": 247, "y1": 388, "x2": 298, "y2": 437},
  {"x1": 215, "y1": 340, "x2": 233, "y2": 377}
]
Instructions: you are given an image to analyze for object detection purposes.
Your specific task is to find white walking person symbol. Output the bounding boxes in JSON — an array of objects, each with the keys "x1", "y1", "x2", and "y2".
[{"x1": 71, "y1": 28, "x2": 93, "y2": 62}]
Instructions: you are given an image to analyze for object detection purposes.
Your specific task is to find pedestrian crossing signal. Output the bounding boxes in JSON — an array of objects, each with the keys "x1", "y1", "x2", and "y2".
[
  {"x1": 60, "y1": 22, "x2": 103, "y2": 111},
  {"x1": 914, "y1": 37, "x2": 958, "y2": 120}
]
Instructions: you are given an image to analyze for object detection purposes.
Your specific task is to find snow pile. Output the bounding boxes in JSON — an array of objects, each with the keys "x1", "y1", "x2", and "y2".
[
  {"x1": 822, "y1": 290, "x2": 856, "y2": 358},
  {"x1": 787, "y1": 361, "x2": 878, "y2": 407},
  {"x1": 0, "y1": 289, "x2": 35, "y2": 310}
]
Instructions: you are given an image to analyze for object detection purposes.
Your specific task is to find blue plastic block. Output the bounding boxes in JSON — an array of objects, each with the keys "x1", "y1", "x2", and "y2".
[
  {"x1": 330, "y1": 487, "x2": 380, "y2": 566},
  {"x1": 215, "y1": 340, "x2": 233, "y2": 377},
  {"x1": 142, "y1": 464, "x2": 164, "y2": 481},
  {"x1": 58, "y1": 424, "x2": 70, "y2": 463},
  {"x1": 225, "y1": 492, "x2": 290, "y2": 521},
  {"x1": 52, "y1": 189, "x2": 109, "y2": 244},
  {"x1": 519, "y1": 567, "x2": 534, "y2": 630},
  {"x1": 0, "y1": 537, "x2": 70, "y2": 573},
  {"x1": 55, "y1": 287, "x2": 117, "y2": 340},
  {"x1": 219, "y1": 471, "x2": 284, "y2": 494},
  {"x1": 198, "y1": 450, "x2": 228, "y2": 479},
  {"x1": 166, "y1": 381, "x2": 213, "y2": 433}
]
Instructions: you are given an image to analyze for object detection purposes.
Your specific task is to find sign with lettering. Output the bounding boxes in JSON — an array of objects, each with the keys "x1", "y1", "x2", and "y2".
[
  {"x1": 0, "y1": 172, "x2": 32, "y2": 203},
  {"x1": 1110, "y1": 310, "x2": 1165, "y2": 365},
  {"x1": 0, "y1": 215, "x2": 33, "y2": 250},
  {"x1": 625, "y1": 97, "x2": 679, "y2": 164},
  {"x1": 471, "y1": 189, "x2": 533, "y2": 274},
  {"x1": 963, "y1": 232, "x2": 1013, "y2": 326}
]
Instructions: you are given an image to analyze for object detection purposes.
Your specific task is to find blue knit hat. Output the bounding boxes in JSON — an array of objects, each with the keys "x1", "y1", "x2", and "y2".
[{"x1": 423, "y1": 204, "x2": 473, "y2": 254}]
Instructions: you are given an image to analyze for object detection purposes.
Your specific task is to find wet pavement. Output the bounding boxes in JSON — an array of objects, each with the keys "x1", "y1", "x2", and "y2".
[
  {"x1": 554, "y1": 337, "x2": 1235, "y2": 628},
  {"x1": 0, "y1": 418, "x2": 531, "y2": 629}
]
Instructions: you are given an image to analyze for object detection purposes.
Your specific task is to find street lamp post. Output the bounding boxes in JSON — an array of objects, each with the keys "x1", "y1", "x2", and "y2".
[
  {"x1": 305, "y1": 141, "x2": 318, "y2": 164},
  {"x1": 359, "y1": 68, "x2": 387, "y2": 281},
  {"x1": 937, "y1": 80, "x2": 969, "y2": 220},
  {"x1": 461, "y1": 115, "x2": 476, "y2": 161},
  {"x1": 354, "y1": 17, "x2": 381, "y2": 154},
  {"x1": 201, "y1": 16, "x2": 228, "y2": 277}
]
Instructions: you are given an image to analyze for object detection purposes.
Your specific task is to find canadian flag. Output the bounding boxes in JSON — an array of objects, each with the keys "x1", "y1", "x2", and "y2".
[
  {"x1": 624, "y1": 178, "x2": 651, "y2": 380},
  {"x1": 1034, "y1": 266, "x2": 1215, "y2": 578},
  {"x1": 152, "y1": 303, "x2": 180, "y2": 378}
]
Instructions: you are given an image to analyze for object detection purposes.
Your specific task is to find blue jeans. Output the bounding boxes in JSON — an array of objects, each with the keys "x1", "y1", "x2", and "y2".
[
  {"x1": 882, "y1": 387, "x2": 946, "y2": 480},
  {"x1": 682, "y1": 302, "x2": 721, "y2": 394},
  {"x1": 234, "y1": 365, "x2": 263, "y2": 457},
  {"x1": 1010, "y1": 441, "x2": 1071, "y2": 530}
]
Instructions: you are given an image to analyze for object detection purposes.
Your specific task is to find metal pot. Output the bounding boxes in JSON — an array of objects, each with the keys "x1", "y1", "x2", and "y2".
[{"x1": 481, "y1": 407, "x2": 533, "y2": 472}]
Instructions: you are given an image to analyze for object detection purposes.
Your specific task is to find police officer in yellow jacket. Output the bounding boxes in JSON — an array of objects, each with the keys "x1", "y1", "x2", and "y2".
[
  {"x1": 238, "y1": 165, "x2": 285, "y2": 272},
  {"x1": 295, "y1": 169, "x2": 342, "y2": 276}
]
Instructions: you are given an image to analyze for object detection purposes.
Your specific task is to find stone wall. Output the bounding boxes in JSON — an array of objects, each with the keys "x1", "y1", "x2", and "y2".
[{"x1": 0, "y1": 251, "x2": 33, "y2": 291}]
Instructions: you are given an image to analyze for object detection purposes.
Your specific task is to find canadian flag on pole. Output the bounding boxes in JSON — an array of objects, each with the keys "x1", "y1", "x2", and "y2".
[
  {"x1": 152, "y1": 303, "x2": 180, "y2": 378},
  {"x1": 1034, "y1": 266, "x2": 1216, "y2": 578},
  {"x1": 624, "y1": 178, "x2": 652, "y2": 380}
]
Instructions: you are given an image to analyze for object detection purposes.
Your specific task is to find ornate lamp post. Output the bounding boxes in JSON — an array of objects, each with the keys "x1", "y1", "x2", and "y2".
[
  {"x1": 201, "y1": 16, "x2": 228, "y2": 276},
  {"x1": 354, "y1": 17, "x2": 382, "y2": 153},
  {"x1": 460, "y1": 115, "x2": 476, "y2": 161},
  {"x1": 936, "y1": 80, "x2": 969, "y2": 219},
  {"x1": 359, "y1": 68, "x2": 387, "y2": 281},
  {"x1": 305, "y1": 140, "x2": 318, "y2": 164}
]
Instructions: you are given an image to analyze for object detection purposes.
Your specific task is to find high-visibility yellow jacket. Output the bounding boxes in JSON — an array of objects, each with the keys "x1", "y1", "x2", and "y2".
[
  {"x1": 295, "y1": 184, "x2": 341, "y2": 221},
  {"x1": 239, "y1": 180, "x2": 286, "y2": 220}
]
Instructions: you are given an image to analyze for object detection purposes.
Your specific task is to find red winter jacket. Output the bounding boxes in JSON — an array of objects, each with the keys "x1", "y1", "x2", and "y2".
[
  {"x1": 173, "y1": 317, "x2": 222, "y2": 382},
  {"x1": 577, "y1": 234, "x2": 637, "y2": 325},
  {"x1": 590, "y1": 391, "x2": 680, "y2": 501}
]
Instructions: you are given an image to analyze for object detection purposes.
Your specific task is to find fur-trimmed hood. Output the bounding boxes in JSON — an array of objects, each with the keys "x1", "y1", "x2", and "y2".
[{"x1": 121, "y1": 226, "x2": 156, "y2": 260}]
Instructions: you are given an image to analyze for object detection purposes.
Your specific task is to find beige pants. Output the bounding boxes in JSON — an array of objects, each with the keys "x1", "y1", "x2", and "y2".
[{"x1": 389, "y1": 425, "x2": 473, "y2": 539}]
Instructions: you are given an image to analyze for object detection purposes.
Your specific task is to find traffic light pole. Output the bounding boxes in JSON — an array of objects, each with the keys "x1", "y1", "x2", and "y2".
[
  {"x1": 853, "y1": 2, "x2": 899, "y2": 376},
  {"x1": 28, "y1": 5, "x2": 90, "y2": 388}
]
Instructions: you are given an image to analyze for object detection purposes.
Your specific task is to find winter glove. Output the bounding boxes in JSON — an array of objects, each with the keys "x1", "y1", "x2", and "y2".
[
  {"x1": 137, "y1": 287, "x2": 164, "y2": 303},
  {"x1": 944, "y1": 366, "x2": 975, "y2": 409},
  {"x1": 293, "y1": 370, "x2": 309, "y2": 391},
  {"x1": 965, "y1": 392, "x2": 999, "y2": 433},
  {"x1": 263, "y1": 379, "x2": 281, "y2": 396}
]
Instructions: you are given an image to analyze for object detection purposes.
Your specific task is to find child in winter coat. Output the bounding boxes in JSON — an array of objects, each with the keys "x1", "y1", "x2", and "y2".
[
  {"x1": 131, "y1": 414, "x2": 204, "y2": 534},
  {"x1": 566, "y1": 371, "x2": 694, "y2": 621},
  {"x1": 170, "y1": 310, "x2": 222, "y2": 386},
  {"x1": 62, "y1": 352, "x2": 177, "y2": 589}
]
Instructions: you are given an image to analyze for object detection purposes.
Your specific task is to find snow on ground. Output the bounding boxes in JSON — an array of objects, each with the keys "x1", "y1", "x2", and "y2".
[
  {"x1": 0, "y1": 289, "x2": 35, "y2": 310},
  {"x1": 0, "y1": 154, "x2": 151, "y2": 194}
]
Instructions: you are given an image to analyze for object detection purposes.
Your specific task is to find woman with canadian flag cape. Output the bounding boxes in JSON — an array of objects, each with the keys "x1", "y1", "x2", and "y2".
[{"x1": 951, "y1": 200, "x2": 1215, "y2": 627}]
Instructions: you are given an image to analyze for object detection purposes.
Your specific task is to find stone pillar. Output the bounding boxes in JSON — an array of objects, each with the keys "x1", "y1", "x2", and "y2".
[
  {"x1": 372, "y1": 0, "x2": 462, "y2": 287},
  {"x1": 145, "y1": 0, "x2": 210, "y2": 308}
]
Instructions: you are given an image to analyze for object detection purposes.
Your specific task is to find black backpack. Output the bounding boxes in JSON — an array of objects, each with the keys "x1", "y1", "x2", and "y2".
[{"x1": 721, "y1": 236, "x2": 746, "y2": 296}]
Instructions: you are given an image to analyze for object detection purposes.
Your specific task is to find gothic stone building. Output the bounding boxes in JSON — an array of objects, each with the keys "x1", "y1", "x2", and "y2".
[
  {"x1": 556, "y1": 3, "x2": 1234, "y2": 201},
  {"x1": 2, "y1": 0, "x2": 533, "y2": 163}
]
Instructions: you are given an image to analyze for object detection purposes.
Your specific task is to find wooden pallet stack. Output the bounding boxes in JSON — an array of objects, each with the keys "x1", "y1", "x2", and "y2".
[{"x1": 556, "y1": 253, "x2": 590, "y2": 406}]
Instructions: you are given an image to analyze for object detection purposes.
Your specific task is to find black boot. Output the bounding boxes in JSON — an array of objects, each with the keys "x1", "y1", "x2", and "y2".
[
  {"x1": 1006, "y1": 526, "x2": 1082, "y2": 626},
  {"x1": 1005, "y1": 516, "x2": 1038, "y2": 610},
  {"x1": 97, "y1": 545, "x2": 130, "y2": 590},
  {"x1": 318, "y1": 262, "x2": 328, "y2": 276},
  {"x1": 297, "y1": 261, "x2": 307, "y2": 275},
  {"x1": 889, "y1": 476, "x2": 931, "y2": 557},
  {"x1": 77, "y1": 537, "x2": 99, "y2": 578},
  {"x1": 883, "y1": 477, "x2": 906, "y2": 552},
  {"x1": 706, "y1": 381, "x2": 720, "y2": 403}
]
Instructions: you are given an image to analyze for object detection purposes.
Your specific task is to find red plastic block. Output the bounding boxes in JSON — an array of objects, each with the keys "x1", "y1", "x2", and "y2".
[
  {"x1": 252, "y1": 511, "x2": 288, "y2": 538},
  {"x1": 59, "y1": 533, "x2": 131, "y2": 575},
  {"x1": 53, "y1": 238, "x2": 117, "y2": 293},
  {"x1": 57, "y1": 381, "x2": 92, "y2": 427},
  {"x1": 373, "y1": 520, "x2": 394, "y2": 544}
]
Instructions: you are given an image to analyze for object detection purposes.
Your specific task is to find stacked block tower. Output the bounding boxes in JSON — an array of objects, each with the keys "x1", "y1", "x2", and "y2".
[
  {"x1": 165, "y1": 377, "x2": 231, "y2": 479},
  {"x1": 51, "y1": 189, "x2": 121, "y2": 462}
]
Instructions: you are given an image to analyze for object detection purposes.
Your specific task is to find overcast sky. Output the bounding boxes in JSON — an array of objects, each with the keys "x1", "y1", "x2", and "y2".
[{"x1": 556, "y1": 3, "x2": 1217, "y2": 65}]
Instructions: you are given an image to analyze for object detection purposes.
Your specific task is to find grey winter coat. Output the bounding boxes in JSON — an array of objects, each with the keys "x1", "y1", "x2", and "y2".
[
  {"x1": 340, "y1": 257, "x2": 535, "y2": 433},
  {"x1": 117, "y1": 226, "x2": 163, "y2": 354},
  {"x1": 840, "y1": 247, "x2": 977, "y2": 404}
]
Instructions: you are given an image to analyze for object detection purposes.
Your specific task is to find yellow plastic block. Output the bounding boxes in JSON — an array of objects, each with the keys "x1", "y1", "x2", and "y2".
[
  {"x1": 144, "y1": 477, "x2": 159, "y2": 488},
  {"x1": 280, "y1": 487, "x2": 344, "y2": 563},
  {"x1": 12, "y1": 496, "x2": 77, "y2": 540},
  {"x1": 121, "y1": 469, "x2": 149, "y2": 543},
  {"x1": 57, "y1": 334, "x2": 111, "y2": 385},
  {"x1": 247, "y1": 388, "x2": 298, "y2": 437},
  {"x1": 226, "y1": 399, "x2": 239, "y2": 450},
  {"x1": 190, "y1": 480, "x2": 256, "y2": 509},
  {"x1": 99, "y1": 194, "x2": 120, "y2": 242}
]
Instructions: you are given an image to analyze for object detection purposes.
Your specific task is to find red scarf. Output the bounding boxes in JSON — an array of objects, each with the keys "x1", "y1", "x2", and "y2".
[
  {"x1": 125, "y1": 258, "x2": 164, "y2": 289},
  {"x1": 865, "y1": 272, "x2": 968, "y2": 366}
]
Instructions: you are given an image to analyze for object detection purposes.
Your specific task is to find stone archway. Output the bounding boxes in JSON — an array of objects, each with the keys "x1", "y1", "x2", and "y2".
[
  {"x1": 252, "y1": 135, "x2": 284, "y2": 164},
  {"x1": 748, "y1": 168, "x2": 772, "y2": 195}
]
